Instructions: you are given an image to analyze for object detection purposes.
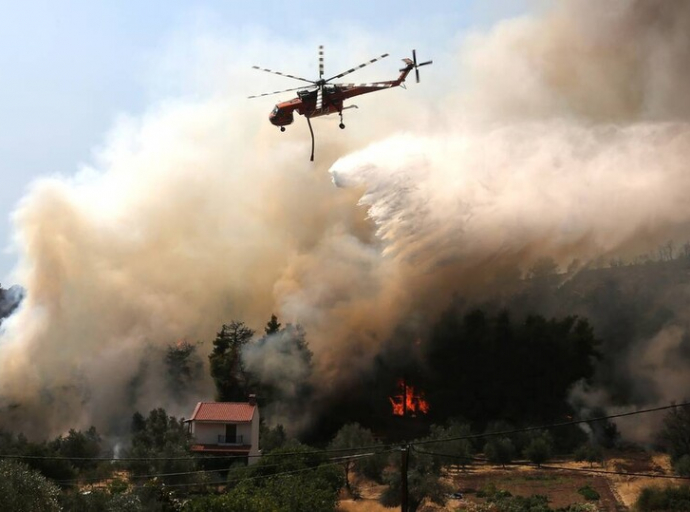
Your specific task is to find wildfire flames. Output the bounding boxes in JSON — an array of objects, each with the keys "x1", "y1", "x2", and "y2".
[{"x1": 389, "y1": 379, "x2": 430, "y2": 417}]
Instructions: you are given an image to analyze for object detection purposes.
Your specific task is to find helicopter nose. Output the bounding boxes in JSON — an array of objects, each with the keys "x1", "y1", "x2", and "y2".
[
  {"x1": 269, "y1": 107, "x2": 294, "y2": 127},
  {"x1": 269, "y1": 109, "x2": 280, "y2": 125}
]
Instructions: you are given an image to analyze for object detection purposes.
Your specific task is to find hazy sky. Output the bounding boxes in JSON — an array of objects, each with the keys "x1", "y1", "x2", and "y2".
[{"x1": 0, "y1": 0, "x2": 529, "y2": 283}]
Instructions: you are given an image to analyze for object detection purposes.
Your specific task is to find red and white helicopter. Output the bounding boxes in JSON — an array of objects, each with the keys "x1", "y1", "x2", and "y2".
[{"x1": 249, "y1": 46, "x2": 432, "y2": 160}]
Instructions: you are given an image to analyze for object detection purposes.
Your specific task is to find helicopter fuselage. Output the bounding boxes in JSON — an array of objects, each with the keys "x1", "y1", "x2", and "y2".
[{"x1": 268, "y1": 62, "x2": 413, "y2": 127}]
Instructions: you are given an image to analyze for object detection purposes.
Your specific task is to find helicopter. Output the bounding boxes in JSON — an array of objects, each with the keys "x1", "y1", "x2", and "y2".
[{"x1": 249, "y1": 46, "x2": 432, "y2": 161}]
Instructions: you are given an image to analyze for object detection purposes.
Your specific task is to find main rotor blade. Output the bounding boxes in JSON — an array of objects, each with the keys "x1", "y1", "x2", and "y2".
[
  {"x1": 417, "y1": 60, "x2": 433, "y2": 67},
  {"x1": 330, "y1": 82, "x2": 391, "y2": 89},
  {"x1": 413, "y1": 49, "x2": 417, "y2": 67},
  {"x1": 251, "y1": 66, "x2": 315, "y2": 84},
  {"x1": 248, "y1": 85, "x2": 308, "y2": 99},
  {"x1": 325, "y1": 53, "x2": 389, "y2": 82},
  {"x1": 319, "y1": 45, "x2": 324, "y2": 80},
  {"x1": 415, "y1": 68, "x2": 420, "y2": 83}
]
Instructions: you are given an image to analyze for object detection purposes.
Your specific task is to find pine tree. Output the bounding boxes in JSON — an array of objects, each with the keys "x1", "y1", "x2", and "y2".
[
  {"x1": 209, "y1": 321, "x2": 254, "y2": 402},
  {"x1": 264, "y1": 315, "x2": 281, "y2": 335}
]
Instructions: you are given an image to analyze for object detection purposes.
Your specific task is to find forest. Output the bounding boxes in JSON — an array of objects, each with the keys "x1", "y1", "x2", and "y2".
[{"x1": 2, "y1": 251, "x2": 690, "y2": 510}]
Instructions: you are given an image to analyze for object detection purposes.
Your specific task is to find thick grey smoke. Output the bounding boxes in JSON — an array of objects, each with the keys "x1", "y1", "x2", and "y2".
[
  {"x1": 1, "y1": 0, "x2": 689, "y2": 439},
  {"x1": 242, "y1": 325, "x2": 313, "y2": 430},
  {"x1": 329, "y1": 0, "x2": 690, "y2": 440}
]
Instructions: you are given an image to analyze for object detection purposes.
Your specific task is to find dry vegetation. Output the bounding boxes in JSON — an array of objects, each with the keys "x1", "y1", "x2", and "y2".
[{"x1": 337, "y1": 450, "x2": 684, "y2": 512}]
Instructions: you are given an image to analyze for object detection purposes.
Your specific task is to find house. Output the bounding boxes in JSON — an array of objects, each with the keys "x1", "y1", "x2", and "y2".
[{"x1": 187, "y1": 395, "x2": 260, "y2": 465}]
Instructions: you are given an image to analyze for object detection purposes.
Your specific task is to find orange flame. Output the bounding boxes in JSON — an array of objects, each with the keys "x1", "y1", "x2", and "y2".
[{"x1": 389, "y1": 378, "x2": 430, "y2": 416}]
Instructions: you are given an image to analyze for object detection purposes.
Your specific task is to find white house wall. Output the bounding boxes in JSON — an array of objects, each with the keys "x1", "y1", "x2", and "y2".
[
  {"x1": 250, "y1": 409, "x2": 260, "y2": 460},
  {"x1": 192, "y1": 422, "x2": 252, "y2": 445}
]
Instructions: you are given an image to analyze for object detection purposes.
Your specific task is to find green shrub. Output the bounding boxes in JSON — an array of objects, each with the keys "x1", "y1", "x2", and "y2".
[
  {"x1": 476, "y1": 482, "x2": 496, "y2": 498},
  {"x1": 577, "y1": 485, "x2": 600, "y2": 501},
  {"x1": 574, "y1": 443, "x2": 603, "y2": 467},
  {"x1": 636, "y1": 485, "x2": 690, "y2": 511},
  {"x1": 476, "y1": 482, "x2": 512, "y2": 500},
  {"x1": 674, "y1": 454, "x2": 690, "y2": 477},
  {"x1": 463, "y1": 494, "x2": 599, "y2": 512},
  {"x1": 523, "y1": 431, "x2": 554, "y2": 468},
  {"x1": 0, "y1": 460, "x2": 61, "y2": 512}
]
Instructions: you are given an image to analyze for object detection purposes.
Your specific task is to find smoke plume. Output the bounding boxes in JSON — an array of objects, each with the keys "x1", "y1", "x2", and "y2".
[{"x1": 1, "y1": 0, "x2": 690, "y2": 440}]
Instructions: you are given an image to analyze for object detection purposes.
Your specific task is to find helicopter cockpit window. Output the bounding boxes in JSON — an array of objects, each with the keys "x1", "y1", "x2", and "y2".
[{"x1": 272, "y1": 106, "x2": 279, "y2": 115}]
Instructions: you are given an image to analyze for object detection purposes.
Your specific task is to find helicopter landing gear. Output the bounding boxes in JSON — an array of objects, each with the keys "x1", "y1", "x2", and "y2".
[
  {"x1": 339, "y1": 111, "x2": 345, "y2": 129},
  {"x1": 280, "y1": 126, "x2": 286, "y2": 132},
  {"x1": 339, "y1": 123, "x2": 345, "y2": 129}
]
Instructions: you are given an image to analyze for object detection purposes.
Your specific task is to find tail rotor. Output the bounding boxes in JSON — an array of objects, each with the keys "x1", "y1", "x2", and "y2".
[{"x1": 411, "y1": 49, "x2": 432, "y2": 83}]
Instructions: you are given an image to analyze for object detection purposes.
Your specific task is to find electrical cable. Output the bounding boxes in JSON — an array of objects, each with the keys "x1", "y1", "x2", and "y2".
[
  {"x1": 53, "y1": 448, "x2": 397, "y2": 486},
  {"x1": 539, "y1": 463, "x2": 690, "y2": 480},
  {"x1": 411, "y1": 400, "x2": 690, "y2": 447},
  {"x1": 0, "y1": 442, "x2": 390, "y2": 462},
  {"x1": 127, "y1": 455, "x2": 386, "y2": 490},
  {"x1": 410, "y1": 445, "x2": 690, "y2": 481}
]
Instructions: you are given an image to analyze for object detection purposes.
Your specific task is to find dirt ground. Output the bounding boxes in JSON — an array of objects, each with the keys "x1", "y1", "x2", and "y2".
[
  {"x1": 445, "y1": 467, "x2": 619, "y2": 511},
  {"x1": 337, "y1": 451, "x2": 681, "y2": 512}
]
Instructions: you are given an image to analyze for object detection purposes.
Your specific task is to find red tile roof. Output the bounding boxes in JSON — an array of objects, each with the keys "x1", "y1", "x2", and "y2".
[{"x1": 189, "y1": 402, "x2": 256, "y2": 422}]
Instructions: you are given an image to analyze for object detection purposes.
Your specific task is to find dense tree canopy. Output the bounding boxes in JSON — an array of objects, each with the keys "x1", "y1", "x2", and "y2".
[
  {"x1": 125, "y1": 408, "x2": 196, "y2": 486},
  {"x1": 0, "y1": 460, "x2": 61, "y2": 512},
  {"x1": 0, "y1": 426, "x2": 108, "y2": 482},
  {"x1": 421, "y1": 421, "x2": 475, "y2": 471},
  {"x1": 659, "y1": 405, "x2": 690, "y2": 475},
  {"x1": 380, "y1": 445, "x2": 450, "y2": 512},
  {"x1": 637, "y1": 485, "x2": 690, "y2": 512},
  {"x1": 523, "y1": 431, "x2": 554, "y2": 468},
  {"x1": 424, "y1": 309, "x2": 600, "y2": 425},
  {"x1": 165, "y1": 341, "x2": 203, "y2": 400},
  {"x1": 185, "y1": 441, "x2": 344, "y2": 512},
  {"x1": 328, "y1": 423, "x2": 386, "y2": 490}
]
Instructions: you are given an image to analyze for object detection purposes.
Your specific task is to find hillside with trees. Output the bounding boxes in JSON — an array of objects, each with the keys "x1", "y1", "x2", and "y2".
[{"x1": 2, "y1": 253, "x2": 690, "y2": 509}]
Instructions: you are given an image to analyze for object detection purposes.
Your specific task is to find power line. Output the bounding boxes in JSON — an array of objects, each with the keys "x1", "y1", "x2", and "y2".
[
  {"x1": 412, "y1": 445, "x2": 690, "y2": 482},
  {"x1": 1, "y1": 400, "x2": 688, "y2": 469},
  {"x1": 540, "y1": 463, "x2": 690, "y2": 481},
  {"x1": 131, "y1": 455, "x2": 389, "y2": 490},
  {"x1": 411, "y1": 445, "x2": 478, "y2": 462},
  {"x1": 53, "y1": 449, "x2": 396, "y2": 486},
  {"x1": 0, "y1": 443, "x2": 389, "y2": 462},
  {"x1": 60, "y1": 460, "x2": 347, "y2": 490},
  {"x1": 411, "y1": 400, "x2": 690, "y2": 447}
]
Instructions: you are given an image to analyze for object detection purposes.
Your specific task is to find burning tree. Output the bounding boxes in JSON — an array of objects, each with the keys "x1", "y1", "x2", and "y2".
[{"x1": 389, "y1": 379, "x2": 430, "y2": 417}]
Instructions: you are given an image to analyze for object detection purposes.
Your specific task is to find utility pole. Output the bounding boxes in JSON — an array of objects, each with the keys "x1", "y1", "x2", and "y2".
[
  {"x1": 402, "y1": 378, "x2": 407, "y2": 416},
  {"x1": 401, "y1": 444, "x2": 410, "y2": 512}
]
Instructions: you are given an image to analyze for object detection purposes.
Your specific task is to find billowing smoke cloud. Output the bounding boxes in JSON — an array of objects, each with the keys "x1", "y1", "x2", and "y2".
[
  {"x1": 1, "y1": 0, "x2": 690, "y2": 440},
  {"x1": 327, "y1": 0, "x2": 690, "y2": 440},
  {"x1": 242, "y1": 324, "x2": 314, "y2": 430}
]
